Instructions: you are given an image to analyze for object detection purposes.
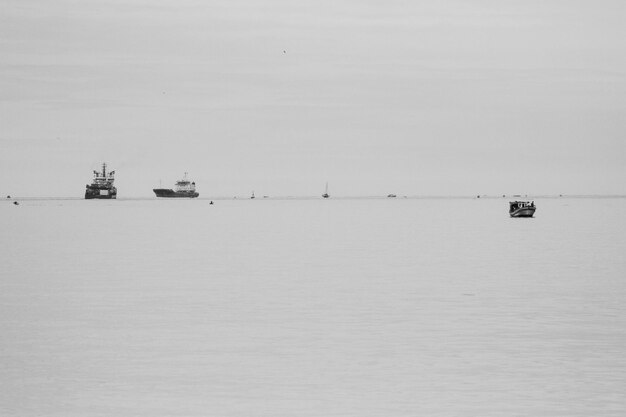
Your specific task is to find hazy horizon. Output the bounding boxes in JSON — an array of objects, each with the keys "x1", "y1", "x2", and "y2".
[{"x1": 2, "y1": 0, "x2": 625, "y2": 197}]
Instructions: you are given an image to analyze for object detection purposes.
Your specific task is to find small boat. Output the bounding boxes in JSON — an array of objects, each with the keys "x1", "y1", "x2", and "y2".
[
  {"x1": 322, "y1": 182, "x2": 330, "y2": 198},
  {"x1": 251, "y1": 191, "x2": 255, "y2": 199},
  {"x1": 509, "y1": 201, "x2": 536, "y2": 218},
  {"x1": 387, "y1": 194, "x2": 397, "y2": 198},
  {"x1": 153, "y1": 173, "x2": 199, "y2": 198}
]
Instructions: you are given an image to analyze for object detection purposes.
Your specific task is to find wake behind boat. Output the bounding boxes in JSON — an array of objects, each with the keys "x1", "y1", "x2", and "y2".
[
  {"x1": 153, "y1": 173, "x2": 199, "y2": 198},
  {"x1": 509, "y1": 201, "x2": 536, "y2": 217}
]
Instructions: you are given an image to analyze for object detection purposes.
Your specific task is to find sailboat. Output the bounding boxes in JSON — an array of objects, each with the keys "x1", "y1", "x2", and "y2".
[{"x1": 322, "y1": 182, "x2": 330, "y2": 198}]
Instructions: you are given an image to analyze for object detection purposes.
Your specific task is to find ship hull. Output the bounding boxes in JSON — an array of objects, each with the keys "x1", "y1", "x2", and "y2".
[
  {"x1": 85, "y1": 194, "x2": 116, "y2": 199},
  {"x1": 85, "y1": 187, "x2": 116, "y2": 199},
  {"x1": 153, "y1": 188, "x2": 199, "y2": 198},
  {"x1": 510, "y1": 207, "x2": 535, "y2": 218}
]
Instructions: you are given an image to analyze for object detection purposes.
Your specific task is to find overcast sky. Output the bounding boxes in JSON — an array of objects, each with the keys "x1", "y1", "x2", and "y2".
[{"x1": 1, "y1": 0, "x2": 624, "y2": 197}]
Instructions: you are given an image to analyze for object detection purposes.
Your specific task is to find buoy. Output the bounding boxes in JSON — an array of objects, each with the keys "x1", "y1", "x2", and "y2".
[
  {"x1": 210, "y1": 201, "x2": 214, "y2": 205},
  {"x1": 13, "y1": 201, "x2": 19, "y2": 205}
]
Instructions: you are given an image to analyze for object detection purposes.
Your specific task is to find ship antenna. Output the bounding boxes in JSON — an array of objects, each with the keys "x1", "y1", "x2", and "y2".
[{"x1": 102, "y1": 162, "x2": 107, "y2": 177}]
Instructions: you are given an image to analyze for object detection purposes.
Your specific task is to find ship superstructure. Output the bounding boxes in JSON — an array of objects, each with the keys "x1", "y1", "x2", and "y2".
[{"x1": 85, "y1": 163, "x2": 117, "y2": 199}]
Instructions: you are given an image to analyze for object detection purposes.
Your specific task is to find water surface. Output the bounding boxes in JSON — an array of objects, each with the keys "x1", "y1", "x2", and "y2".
[{"x1": 1, "y1": 198, "x2": 625, "y2": 416}]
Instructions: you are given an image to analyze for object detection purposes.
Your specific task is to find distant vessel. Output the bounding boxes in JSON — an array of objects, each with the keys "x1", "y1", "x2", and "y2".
[
  {"x1": 153, "y1": 173, "x2": 199, "y2": 198},
  {"x1": 85, "y1": 163, "x2": 117, "y2": 199},
  {"x1": 387, "y1": 194, "x2": 397, "y2": 198},
  {"x1": 251, "y1": 191, "x2": 255, "y2": 199},
  {"x1": 509, "y1": 201, "x2": 536, "y2": 218},
  {"x1": 322, "y1": 182, "x2": 330, "y2": 198}
]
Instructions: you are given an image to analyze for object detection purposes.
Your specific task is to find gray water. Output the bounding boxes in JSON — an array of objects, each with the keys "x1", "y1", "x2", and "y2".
[{"x1": 1, "y1": 197, "x2": 625, "y2": 416}]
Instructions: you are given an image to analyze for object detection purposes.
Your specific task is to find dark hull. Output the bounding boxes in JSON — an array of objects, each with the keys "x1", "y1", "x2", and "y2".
[
  {"x1": 153, "y1": 188, "x2": 199, "y2": 198},
  {"x1": 510, "y1": 207, "x2": 536, "y2": 218},
  {"x1": 85, "y1": 194, "x2": 116, "y2": 199},
  {"x1": 85, "y1": 187, "x2": 116, "y2": 199}
]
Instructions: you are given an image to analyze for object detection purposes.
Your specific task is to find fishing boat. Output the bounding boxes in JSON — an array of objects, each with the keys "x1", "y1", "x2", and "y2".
[
  {"x1": 153, "y1": 173, "x2": 199, "y2": 198},
  {"x1": 509, "y1": 201, "x2": 536, "y2": 218},
  {"x1": 85, "y1": 163, "x2": 117, "y2": 199},
  {"x1": 322, "y1": 182, "x2": 330, "y2": 198}
]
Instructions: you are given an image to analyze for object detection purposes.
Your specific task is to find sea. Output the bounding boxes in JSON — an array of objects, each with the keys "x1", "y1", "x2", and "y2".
[{"x1": 1, "y1": 197, "x2": 625, "y2": 416}]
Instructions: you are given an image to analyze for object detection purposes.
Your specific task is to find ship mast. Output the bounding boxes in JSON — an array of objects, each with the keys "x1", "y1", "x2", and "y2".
[{"x1": 102, "y1": 163, "x2": 107, "y2": 178}]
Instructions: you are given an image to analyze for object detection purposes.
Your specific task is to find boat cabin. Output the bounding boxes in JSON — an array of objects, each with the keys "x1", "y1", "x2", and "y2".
[{"x1": 509, "y1": 201, "x2": 534, "y2": 212}]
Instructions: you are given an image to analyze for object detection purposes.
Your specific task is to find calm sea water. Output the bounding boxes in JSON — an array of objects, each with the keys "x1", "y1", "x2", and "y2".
[{"x1": 1, "y1": 197, "x2": 625, "y2": 416}]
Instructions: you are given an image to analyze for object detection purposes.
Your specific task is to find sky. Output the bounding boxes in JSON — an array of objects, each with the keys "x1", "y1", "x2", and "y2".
[{"x1": 1, "y1": 0, "x2": 625, "y2": 197}]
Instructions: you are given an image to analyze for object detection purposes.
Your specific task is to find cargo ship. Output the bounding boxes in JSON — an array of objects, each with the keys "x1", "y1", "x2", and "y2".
[
  {"x1": 153, "y1": 173, "x2": 199, "y2": 198},
  {"x1": 85, "y1": 163, "x2": 117, "y2": 199}
]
